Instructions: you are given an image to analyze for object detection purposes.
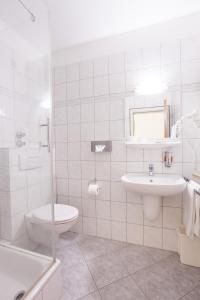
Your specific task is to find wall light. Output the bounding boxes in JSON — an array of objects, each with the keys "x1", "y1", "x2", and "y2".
[
  {"x1": 0, "y1": 109, "x2": 5, "y2": 117},
  {"x1": 41, "y1": 100, "x2": 51, "y2": 110},
  {"x1": 135, "y1": 79, "x2": 168, "y2": 95}
]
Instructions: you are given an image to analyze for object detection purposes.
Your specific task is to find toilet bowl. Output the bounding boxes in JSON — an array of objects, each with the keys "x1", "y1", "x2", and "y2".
[{"x1": 25, "y1": 204, "x2": 79, "y2": 247}]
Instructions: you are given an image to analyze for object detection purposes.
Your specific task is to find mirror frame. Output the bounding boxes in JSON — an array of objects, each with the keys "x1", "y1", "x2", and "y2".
[
  {"x1": 129, "y1": 105, "x2": 170, "y2": 138},
  {"x1": 125, "y1": 99, "x2": 170, "y2": 142}
]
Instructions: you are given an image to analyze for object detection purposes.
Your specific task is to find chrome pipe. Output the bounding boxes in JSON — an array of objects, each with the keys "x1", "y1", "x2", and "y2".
[{"x1": 18, "y1": 0, "x2": 36, "y2": 22}]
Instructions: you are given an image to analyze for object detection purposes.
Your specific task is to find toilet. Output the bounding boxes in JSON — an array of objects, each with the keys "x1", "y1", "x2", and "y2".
[{"x1": 25, "y1": 204, "x2": 79, "y2": 247}]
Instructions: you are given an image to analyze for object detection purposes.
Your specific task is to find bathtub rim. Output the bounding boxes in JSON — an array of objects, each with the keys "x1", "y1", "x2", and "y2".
[
  {"x1": 24, "y1": 259, "x2": 61, "y2": 300},
  {"x1": 0, "y1": 242, "x2": 61, "y2": 300}
]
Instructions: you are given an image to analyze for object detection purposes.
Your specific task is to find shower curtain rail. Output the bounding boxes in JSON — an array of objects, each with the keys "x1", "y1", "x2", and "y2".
[{"x1": 18, "y1": 0, "x2": 36, "y2": 22}]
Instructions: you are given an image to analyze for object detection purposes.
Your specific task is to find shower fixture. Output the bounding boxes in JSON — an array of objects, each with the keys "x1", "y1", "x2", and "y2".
[
  {"x1": 15, "y1": 130, "x2": 26, "y2": 147},
  {"x1": 18, "y1": 0, "x2": 36, "y2": 22}
]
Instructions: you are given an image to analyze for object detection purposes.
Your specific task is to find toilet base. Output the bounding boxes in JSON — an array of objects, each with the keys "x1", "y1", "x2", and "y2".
[
  {"x1": 25, "y1": 204, "x2": 79, "y2": 248},
  {"x1": 25, "y1": 220, "x2": 57, "y2": 248},
  {"x1": 25, "y1": 217, "x2": 78, "y2": 248}
]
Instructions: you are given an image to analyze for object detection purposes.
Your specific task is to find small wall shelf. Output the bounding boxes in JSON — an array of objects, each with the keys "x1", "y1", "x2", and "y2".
[{"x1": 125, "y1": 138, "x2": 181, "y2": 149}]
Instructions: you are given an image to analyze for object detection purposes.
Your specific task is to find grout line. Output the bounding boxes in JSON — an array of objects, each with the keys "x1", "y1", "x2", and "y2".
[
  {"x1": 77, "y1": 239, "x2": 102, "y2": 299},
  {"x1": 177, "y1": 284, "x2": 200, "y2": 300},
  {"x1": 77, "y1": 62, "x2": 83, "y2": 232},
  {"x1": 97, "y1": 274, "x2": 143, "y2": 296},
  {"x1": 92, "y1": 61, "x2": 98, "y2": 238},
  {"x1": 93, "y1": 61, "x2": 98, "y2": 237},
  {"x1": 108, "y1": 66, "x2": 112, "y2": 241},
  {"x1": 131, "y1": 274, "x2": 151, "y2": 300},
  {"x1": 179, "y1": 40, "x2": 184, "y2": 225},
  {"x1": 76, "y1": 290, "x2": 102, "y2": 300}
]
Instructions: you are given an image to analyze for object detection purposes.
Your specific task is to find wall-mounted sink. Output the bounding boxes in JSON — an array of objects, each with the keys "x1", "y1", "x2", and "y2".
[
  {"x1": 121, "y1": 174, "x2": 186, "y2": 220},
  {"x1": 121, "y1": 174, "x2": 186, "y2": 196}
]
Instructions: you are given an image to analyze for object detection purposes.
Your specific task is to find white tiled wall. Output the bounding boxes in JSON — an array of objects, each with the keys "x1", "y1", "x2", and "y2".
[
  {"x1": 0, "y1": 147, "x2": 52, "y2": 247},
  {"x1": 0, "y1": 8, "x2": 52, "y2": 249},
  {"x1": 53, "y1": 35, "x2": 200, "y2": 252}
]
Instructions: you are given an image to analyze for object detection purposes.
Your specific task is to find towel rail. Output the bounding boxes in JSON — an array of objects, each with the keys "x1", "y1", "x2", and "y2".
[
  {"x1": 184, "y1": 177, "x2": 190, "y2": 182},
  {"x1": 184, "y1": 177, "x2": 200, "y2": 196},
  {"x1": 195, "y1": 190, "x2": 200, "y2": 197}
]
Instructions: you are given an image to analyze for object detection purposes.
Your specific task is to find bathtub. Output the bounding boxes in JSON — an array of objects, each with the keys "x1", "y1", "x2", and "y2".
[{"x1": 0, "y1": 244, "x2": 63, "y2": 300}]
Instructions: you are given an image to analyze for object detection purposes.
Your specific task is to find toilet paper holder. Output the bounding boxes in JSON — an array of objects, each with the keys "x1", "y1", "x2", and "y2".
[
  {"x1": 88, "y1": 178, "x2": 102, "y2": 192},
  {"x1": 88, "y1": 178, "x2": 101, "y2": 187}
]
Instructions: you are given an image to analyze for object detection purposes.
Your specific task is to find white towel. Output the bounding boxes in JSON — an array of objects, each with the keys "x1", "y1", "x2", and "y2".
[
  {"x1": 183, "y1": 181, "x2": 200, "y2": 238},
  {"x1": 194, "y1": 192, "x2": 200, "y2": 237}
]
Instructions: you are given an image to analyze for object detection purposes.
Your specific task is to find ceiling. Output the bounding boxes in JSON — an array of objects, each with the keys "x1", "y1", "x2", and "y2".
[
  {"x1": 0, "y1": 0, "x2": 50, "y2": 59},
  {"x1": 45, "y1": 0, "x2": 200, "y2": 50}
]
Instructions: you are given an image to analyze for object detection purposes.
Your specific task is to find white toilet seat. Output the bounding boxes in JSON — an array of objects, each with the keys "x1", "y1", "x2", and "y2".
[
  {"x1": 25, "y1": 203, "x2": 79, "y2": 247},
  {"x1": 31, "y1": 204, "x2": 79, "y2": 225}
]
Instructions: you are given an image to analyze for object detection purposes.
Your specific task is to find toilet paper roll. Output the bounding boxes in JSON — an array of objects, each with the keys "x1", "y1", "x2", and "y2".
[{"x1": 88, "y1": 183, "x2": 100, "y2": 195}]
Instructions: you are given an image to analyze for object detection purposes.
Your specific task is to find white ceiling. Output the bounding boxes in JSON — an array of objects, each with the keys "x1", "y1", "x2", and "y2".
[
  {"x1": 45, "y1": 0, "x2": 200, "y2": 51},
  {"x1": 0, "y1": 0, "x2": 49, "y2": 59}
]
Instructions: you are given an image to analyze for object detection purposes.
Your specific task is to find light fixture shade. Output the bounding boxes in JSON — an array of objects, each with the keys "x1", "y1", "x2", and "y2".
[{"x1": 135, "y1": 81, "x2": 168, "y2": 95}]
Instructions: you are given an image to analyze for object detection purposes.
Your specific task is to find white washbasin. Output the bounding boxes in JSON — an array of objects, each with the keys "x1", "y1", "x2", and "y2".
[{"x1": 121, "y1": 174, "x2": 186, "y2": 197}]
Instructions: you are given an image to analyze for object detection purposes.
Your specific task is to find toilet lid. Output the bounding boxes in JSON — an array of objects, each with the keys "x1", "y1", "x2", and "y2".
[{"x1": 32, "y1": 204, "x2": 79, "y2": 224}]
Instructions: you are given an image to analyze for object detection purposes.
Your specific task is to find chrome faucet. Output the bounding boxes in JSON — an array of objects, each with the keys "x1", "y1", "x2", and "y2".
[{"x1": 149, "y1": 164, "x2": 154, "y2": 176}]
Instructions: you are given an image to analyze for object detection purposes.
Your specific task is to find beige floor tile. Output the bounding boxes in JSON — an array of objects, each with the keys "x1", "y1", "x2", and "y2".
[
  {"x1": 99, "y1": 276, "x2": 146, "y2": 300},
  {"x1": 78, "y1": 291, "x2": 101, "y2": 300},
  {"x1": 61, "y1": 261, "x2": 96, "y2": 300}
]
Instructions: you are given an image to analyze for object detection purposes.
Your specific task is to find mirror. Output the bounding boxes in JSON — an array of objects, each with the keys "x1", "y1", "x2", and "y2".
[
  {"x1": 129, "y1": 106, "x2": 170, "y2": 139},
  {"x1": 125, "y1": 97, "x2": 171, "y2": 142}
]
